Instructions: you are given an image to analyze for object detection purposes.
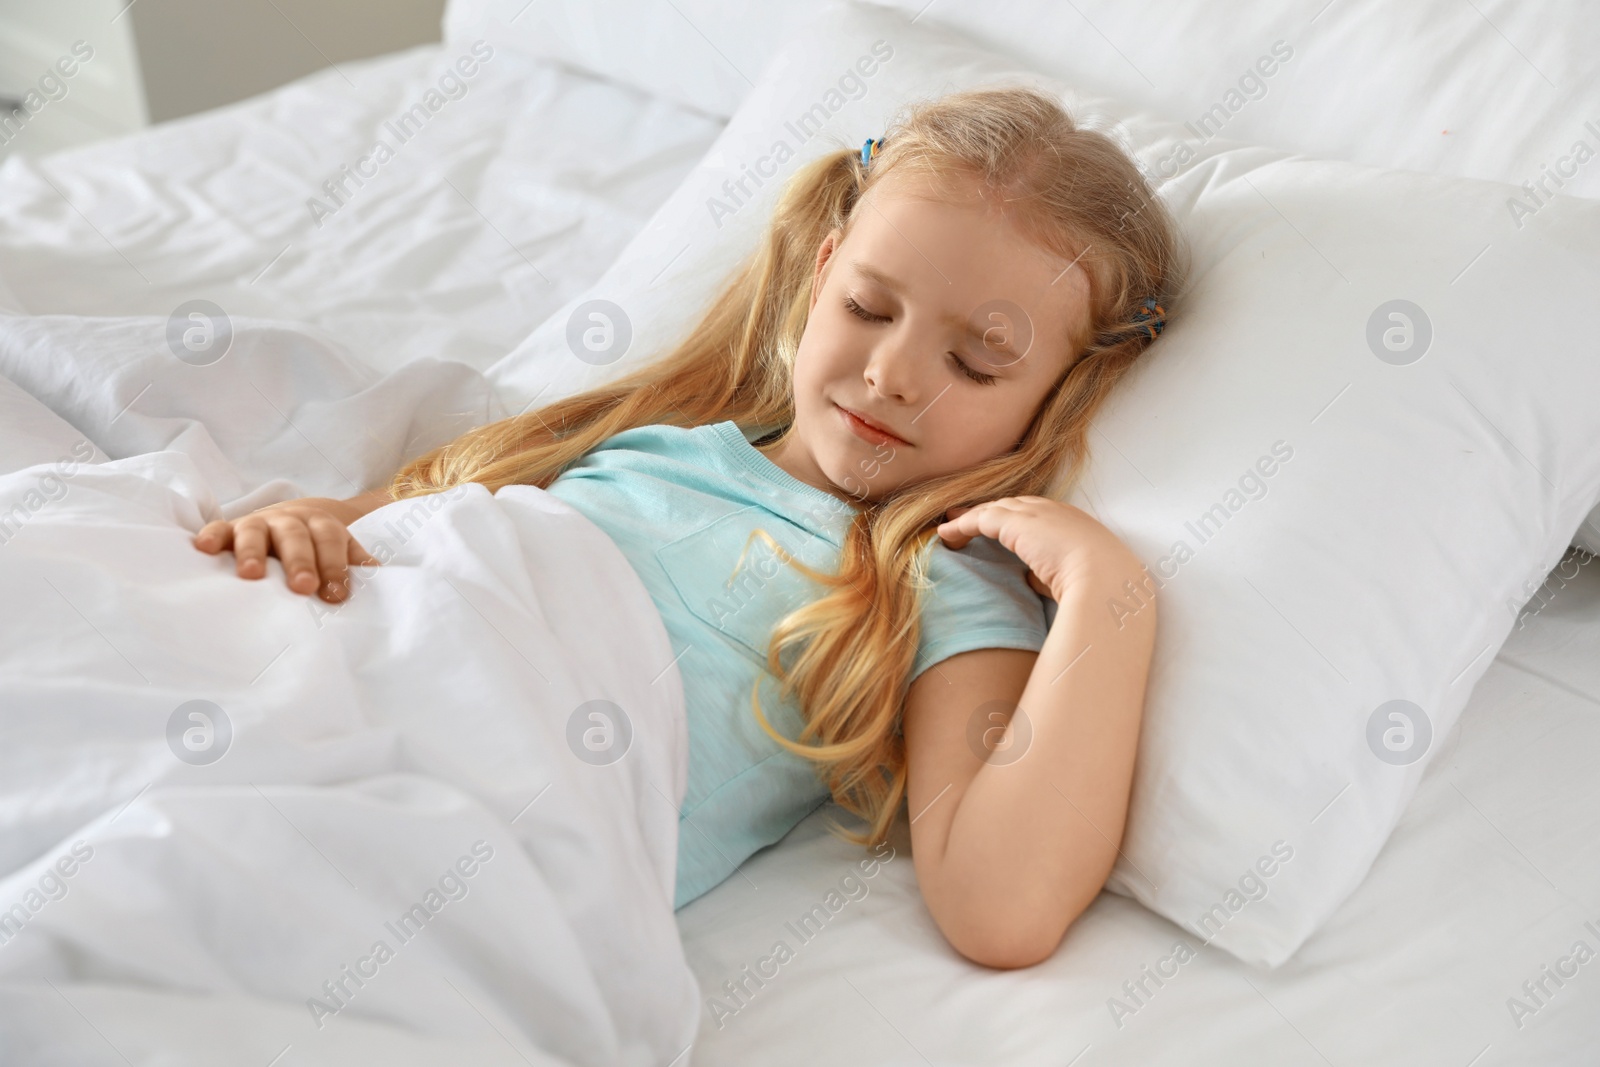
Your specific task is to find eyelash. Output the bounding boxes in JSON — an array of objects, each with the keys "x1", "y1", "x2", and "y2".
[{"x1": 842, "y1": 295, "x2": 998, "y2": 386}]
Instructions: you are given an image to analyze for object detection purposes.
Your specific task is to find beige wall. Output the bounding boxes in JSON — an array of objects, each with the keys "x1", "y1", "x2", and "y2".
[{"x1": 127, "y1": 0, "x2": 448, "y2": 122}]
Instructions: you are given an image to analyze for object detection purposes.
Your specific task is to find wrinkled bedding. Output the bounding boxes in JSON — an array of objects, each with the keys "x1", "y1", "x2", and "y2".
[{"x1": 0, "y1": 316, "x2": 698, "y2": 1065}]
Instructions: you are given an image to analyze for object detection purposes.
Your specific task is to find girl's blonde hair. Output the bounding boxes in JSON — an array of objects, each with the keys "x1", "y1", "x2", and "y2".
[{"x1": 387, "y1": 85, "x2": 1185, "y2": 848}]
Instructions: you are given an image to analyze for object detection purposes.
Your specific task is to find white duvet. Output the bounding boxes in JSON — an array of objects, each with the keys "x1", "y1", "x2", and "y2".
[{"x1": 0, "y1": 315, "x2": 699, "y2": 1065}]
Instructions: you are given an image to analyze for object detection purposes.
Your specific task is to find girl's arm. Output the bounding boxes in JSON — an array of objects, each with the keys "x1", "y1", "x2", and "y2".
[
  {"x1": 192, "y1": 487, "x2": 395, "y2": 600},
  {"x1": 901, "y1": 502, "x2": 1156, "y2": 969}
]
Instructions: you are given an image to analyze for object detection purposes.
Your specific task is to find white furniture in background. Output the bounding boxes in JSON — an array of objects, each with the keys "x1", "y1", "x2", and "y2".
[{"x1": 0, "y1": 0, "x2": 146, "y2": 159}]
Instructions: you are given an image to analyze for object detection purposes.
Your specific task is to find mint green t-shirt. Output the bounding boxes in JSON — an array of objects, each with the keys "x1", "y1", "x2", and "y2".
[{"x1": 545, "y1": 421, "x2": 1049, "y2": 908}]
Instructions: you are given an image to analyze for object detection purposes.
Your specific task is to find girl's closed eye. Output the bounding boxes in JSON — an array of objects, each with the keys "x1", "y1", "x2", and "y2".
[
  {"x1": 951, "y1": 354, "x2": 998, "y2": 386},
  {"x1": 843, "y1": 295, "x2": 999, "y2": 386},
  {"x1": 843, "y1": 294, "x2": 887, "y2": 323}
]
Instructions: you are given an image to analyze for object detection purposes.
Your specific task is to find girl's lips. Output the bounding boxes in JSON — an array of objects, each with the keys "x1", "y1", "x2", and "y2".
[{"x1": 836, "y1": 403, "x2": 909, "y2": 447}]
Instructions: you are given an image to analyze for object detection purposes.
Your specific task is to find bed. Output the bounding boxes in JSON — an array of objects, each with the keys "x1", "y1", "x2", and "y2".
[{"x1": 1, "y1": 2, "x2": 1596, "y2": 1064}]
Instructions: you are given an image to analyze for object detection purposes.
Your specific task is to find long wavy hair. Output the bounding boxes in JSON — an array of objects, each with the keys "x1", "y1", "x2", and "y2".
[{"x1": 386, "y1": 85, "x2": 1186, "y2": 849}]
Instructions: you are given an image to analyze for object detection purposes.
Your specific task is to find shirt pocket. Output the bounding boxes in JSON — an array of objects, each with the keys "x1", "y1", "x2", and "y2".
[{"x1": 655, "y1": 507, "x2": 835, "y2": 663}]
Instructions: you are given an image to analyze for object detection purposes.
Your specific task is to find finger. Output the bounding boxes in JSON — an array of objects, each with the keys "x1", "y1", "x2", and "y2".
[
  {"x1": 347, "y1": 537, "x2": 381, "y2": 567},
  {"x1": 192, "y1": 519, "x2": 233, "y2": 554},
  {"x1": 937, "y1": 504, "x2": 991, "y2": 549},
  {"x1": 937, "y1": 500, "x2": 1020, "y2": 550},
  {"x1": 937, "y1": 524, "x2": 975, "y2": 550},
  {"x1": 264, "y1": 514, "x2": 320, "y2": 595},
  {"x1": 231, "y1": 517, "x2": 269, "y2": 579},
  {"x1": 940, "y1": 499, "x2": 1030, "y2": 550},
  {"x1": 305, "y1": 514, "x2": 350, "y2": 601}
]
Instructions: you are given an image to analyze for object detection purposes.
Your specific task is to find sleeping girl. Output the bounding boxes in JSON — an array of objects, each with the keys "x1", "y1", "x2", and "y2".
[{"x1": 191, "y1": 85, "x2": 1186, "y2": 970}]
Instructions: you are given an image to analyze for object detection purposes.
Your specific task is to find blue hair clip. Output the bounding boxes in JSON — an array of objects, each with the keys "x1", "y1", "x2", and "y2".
[
  {"x1": 1132, "y1": 297, "x2": 1166, "y2": 339},
  {"x1": 860, "y1": 137, "x2": 884, "y2": 168}
]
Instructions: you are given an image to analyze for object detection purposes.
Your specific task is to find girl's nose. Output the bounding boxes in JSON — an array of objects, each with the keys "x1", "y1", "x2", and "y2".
[{"x1": 863, "y1": 341, "x2": 920, "y2": 404}]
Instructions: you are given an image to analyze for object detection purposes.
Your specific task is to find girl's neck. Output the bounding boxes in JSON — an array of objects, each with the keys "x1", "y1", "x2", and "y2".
[{"x1": 754, "y1": 430, "x2": 861, "y2": 506}]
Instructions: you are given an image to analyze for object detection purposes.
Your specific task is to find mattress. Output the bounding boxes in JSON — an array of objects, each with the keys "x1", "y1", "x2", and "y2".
[
  {"x1": 0, "y1": 42, "x2": 723, "y2": 376},
  {"x1": 677, "y1": 553, "x2": 1600, "y2": 1065}
]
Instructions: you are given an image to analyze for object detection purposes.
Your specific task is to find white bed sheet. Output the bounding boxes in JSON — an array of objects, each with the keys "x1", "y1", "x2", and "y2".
[
  {"x1": 0, "y1": 42, "x2": 723, "y2": 376},
  {"x1": 677, "y1": 558, "x2": 1600, "y2": 1065}
]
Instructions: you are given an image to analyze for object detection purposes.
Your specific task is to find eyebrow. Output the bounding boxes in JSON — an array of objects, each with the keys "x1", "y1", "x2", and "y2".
[{"x1": 850, "y1": 262, "x2": 1020, "y2": 356}]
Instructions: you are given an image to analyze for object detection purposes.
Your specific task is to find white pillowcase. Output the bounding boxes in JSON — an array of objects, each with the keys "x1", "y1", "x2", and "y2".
[{"x1": 485, "y1": 2, "x2": 1600, "y2": 965}]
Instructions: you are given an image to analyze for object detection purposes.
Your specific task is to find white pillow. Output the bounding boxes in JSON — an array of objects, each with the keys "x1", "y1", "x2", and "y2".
[{"x1": 485, "y1": 2, "x2": 1600, "y2": 966}]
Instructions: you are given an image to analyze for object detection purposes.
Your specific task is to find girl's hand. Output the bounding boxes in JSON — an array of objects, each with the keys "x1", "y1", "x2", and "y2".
[
  {"x1": 192, "y1": 497, "x2": 380, "y2": 603},
  {"x1": 935, "y1": 496, "x2": 1133, "y2": 602}
]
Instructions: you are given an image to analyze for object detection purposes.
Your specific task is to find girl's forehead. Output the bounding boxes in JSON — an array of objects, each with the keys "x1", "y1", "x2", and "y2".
[
  {"x1": 842, "y1": 179, "x2": 1090, "y2": 339},
  {"x1": 852, "y1": 169, "x2": 1081, "y2": 278}
]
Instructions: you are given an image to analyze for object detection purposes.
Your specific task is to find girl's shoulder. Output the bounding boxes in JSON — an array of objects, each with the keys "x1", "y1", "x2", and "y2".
[
  {"x1": 920, "y1": 536, "x2": 1049, "y2": 631},
  {"x1": 923, "y1": 534, "x2": 1036, "y2": 596},
  {"x1": 913, "y1": 535, "x2": 1052, "y2": 680}
]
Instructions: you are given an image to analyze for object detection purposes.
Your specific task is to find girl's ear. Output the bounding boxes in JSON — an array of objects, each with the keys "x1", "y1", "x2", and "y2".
[{"x1": 809, "y1": 228, "x2": 842, "y2": 312}]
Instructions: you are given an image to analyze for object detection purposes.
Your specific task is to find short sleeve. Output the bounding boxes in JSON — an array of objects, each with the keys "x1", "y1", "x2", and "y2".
[{"x1": 912, "y1": 535, "x2": 1050, "y2": 682}]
